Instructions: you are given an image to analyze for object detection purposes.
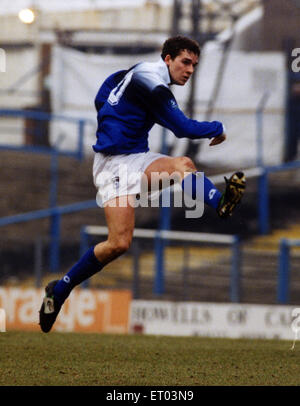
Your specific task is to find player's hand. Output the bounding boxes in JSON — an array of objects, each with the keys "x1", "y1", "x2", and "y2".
[{"x1": 209, "y1": 133, "x2": 226, "y2": 146}]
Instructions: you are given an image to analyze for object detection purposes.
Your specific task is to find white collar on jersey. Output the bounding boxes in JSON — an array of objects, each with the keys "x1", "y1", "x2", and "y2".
[
  {"x1": 157, "y1": 57, "x2": 172, "y2": 86},
  {"x1": 134, "y1": 57, "x2": 172, "y2": 90}
]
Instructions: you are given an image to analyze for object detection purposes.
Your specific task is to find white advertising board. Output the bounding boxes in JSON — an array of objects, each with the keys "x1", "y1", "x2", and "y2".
[{"x1": 130, "y1": 301, "x2": 299, "y2": 340}]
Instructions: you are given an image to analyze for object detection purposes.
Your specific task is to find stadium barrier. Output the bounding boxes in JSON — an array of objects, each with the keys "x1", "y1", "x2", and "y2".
[
  {"x1": 257, "y1": 160, "x2": 300, "y2": 234},
  {"x1": 0, "y1": 285, "x2": 298, "y2": 339},
  {"x1": 0, "y1": 287, "x2": 131, "y2": 333},
  {"x1": 130, "y1": 300, "x2": 296, "y2": 340},
  {"x1": 80, "y1": 226, "x2": 242, "y2": 302},
  {"x1": 278, "y1": 238, "x2": 300, "y2": 304},
  {"x1": 0, "y1": 108, "x2": 94, "y2": 160},
  {"x1": 0, "y1": 200, "x2": 98, "y2": 273}
]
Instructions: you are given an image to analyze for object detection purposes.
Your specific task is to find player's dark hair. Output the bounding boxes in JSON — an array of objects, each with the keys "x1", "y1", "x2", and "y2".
[{"x1": 161, "y1": 36, "x2": 200, "y2": 60}]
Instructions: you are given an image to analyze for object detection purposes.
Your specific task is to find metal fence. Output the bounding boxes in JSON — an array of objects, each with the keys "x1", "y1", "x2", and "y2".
[
  {"x1": 278, "y1": 238, "x2": 300, "y2": 304},
  {"x1": 0, "y1": 108, "x2": 95, "y2": 160},
  {"x1": 80, "y1": 225, "x2": 241, "y2": 302}
]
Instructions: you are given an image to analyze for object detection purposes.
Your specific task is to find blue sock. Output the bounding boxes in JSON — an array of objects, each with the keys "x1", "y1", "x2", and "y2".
[
  {"x1": 53, "y1": 246, "x2": 103, "y2": 305},
  {"x1": 182, "y1": 172, "x2": 222, "y2": 209}
]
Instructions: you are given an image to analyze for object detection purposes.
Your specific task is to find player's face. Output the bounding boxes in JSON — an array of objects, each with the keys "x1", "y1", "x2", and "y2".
[{"x1": 164, "y1": 49, "x2": 199, "y2": 85}]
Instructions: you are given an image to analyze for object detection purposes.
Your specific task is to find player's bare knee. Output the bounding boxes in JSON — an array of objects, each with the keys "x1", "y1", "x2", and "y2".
[
  {"x1": 182, "y1": 156, "x2": 196, "y2": 170},
  {"x1": 174, "y1": 156, "x2": 196, "y2": 175},
  {"x1": 110, "y1": 236, "x2": 132, "y2": 257}
]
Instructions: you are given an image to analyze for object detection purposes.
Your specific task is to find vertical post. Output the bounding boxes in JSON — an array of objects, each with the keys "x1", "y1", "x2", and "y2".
[
  {"x1": 132, "y1": 241, "x2": 140, "y2": 299},
  {"x1": 154, "y1": 126, "x2": 170, "y2": 296},
  {"x1": 256, "y1": 92, "x2": 271, "y2": 235},
  {"x1": 258, "y1": 169, "x2": 269, "y2": 235},
  {"x1": 171, "y1": 0, "x2": 183, "y2": 36},
  {"x1": 77, "y1": 119, "x2": 85, "y2": 161},
  {"x1": 277, "y1": 239, "x2": 290, "y2": 304},
  {"x1": 80, "y1": 227, "x2": 90, "y2": 288},
  {"x1": 80, "y1": 227, "x2": 89, "y2": 257},
  {"x1": 159, "y1": 128, "x2": 171, "y2": 234},
  {"x1": 39, "y1": 43, "x2": 52, "y2": 147},
  {"x1": 230, "y1": 236, "x2": 241, "y2": 303},
  {"x1": 154, "y1": 231, "x2": 165, "y2": 295},
  {"x1": 34, "y1": 237, "x2": 43, "y2": 288},
  {"x1": 49, "y1": 147, "x2": 59, "y2": 272},
  {"x1": 256, "y1": 91, "x2": 270, "y2": 167},
  {"x1": 256, "y1": 108, "x2": 264, "y2": 168},
  {"x1": 49, "y1": 209, "x2": 61, "y2": 272},
  {"x1": 159, "y1": 127, "x2": 171, "y2": 231},
  {"x1": 182, "y1": 245, "x2": 190, "y2": 301},
  {"x1": 49, "y1": 148, "x2": 59, "y2": 208},
  {"x1": 187, "y1": 0, "x2": 201, "y2": 120}
]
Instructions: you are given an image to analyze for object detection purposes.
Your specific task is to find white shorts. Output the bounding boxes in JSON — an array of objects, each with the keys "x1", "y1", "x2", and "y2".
[{"x1": 93, "y1": 151, "x2": 167, "y2": 207}]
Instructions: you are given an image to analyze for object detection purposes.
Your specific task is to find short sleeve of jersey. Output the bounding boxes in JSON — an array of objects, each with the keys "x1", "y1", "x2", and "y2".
[{"x1": 94, "y1": 70, "x2": 128, "y2": 112}]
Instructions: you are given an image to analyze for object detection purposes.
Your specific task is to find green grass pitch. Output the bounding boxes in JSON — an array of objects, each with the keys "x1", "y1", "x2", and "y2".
[{"x1": 1, "y1": 331, "x2": 300, "y2": 386}]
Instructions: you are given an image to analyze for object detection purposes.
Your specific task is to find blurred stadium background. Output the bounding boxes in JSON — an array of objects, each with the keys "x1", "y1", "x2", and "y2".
[{"x1": 0, "y1": 0, "x2": 300, "y2": 338}]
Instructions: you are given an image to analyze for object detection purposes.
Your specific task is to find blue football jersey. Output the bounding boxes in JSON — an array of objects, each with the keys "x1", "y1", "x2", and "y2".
[{"x1": 93, "y1": 58, "x2": 224, "y2": 155}]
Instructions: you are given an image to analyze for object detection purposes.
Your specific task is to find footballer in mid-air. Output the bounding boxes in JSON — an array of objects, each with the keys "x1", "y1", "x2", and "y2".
[{"x1": 39, "y1": 35, "x2": 245, "y2": 333}]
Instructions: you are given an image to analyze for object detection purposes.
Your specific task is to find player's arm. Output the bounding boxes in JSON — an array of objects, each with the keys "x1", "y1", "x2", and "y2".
[{"x1": 149, "y1": 85, "x2": 226, "y2": 142}]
